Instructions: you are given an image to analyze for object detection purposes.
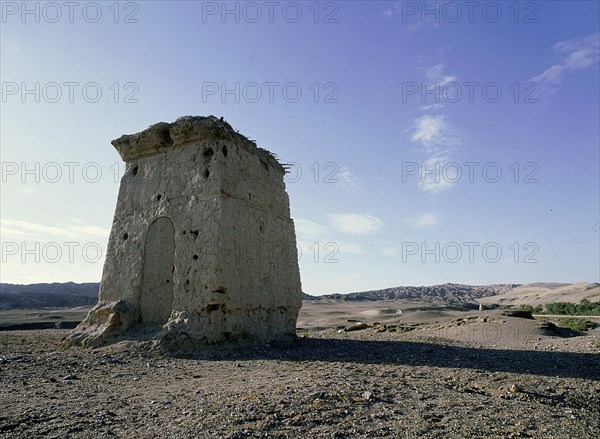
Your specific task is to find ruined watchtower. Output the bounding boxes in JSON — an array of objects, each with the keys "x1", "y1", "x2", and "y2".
[{"x1": 69, "y1": 116, "x2": 302, "y2": 347}]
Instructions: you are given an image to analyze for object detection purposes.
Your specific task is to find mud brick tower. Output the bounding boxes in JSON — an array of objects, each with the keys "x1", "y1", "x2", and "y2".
[{"x1": 69, "y1": 116, "x2": 302, "y2": 347}]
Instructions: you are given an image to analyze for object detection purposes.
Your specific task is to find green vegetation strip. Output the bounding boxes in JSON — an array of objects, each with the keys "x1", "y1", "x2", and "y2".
[{"x1": 520, "y1": 299, "x2": 600, "y2": 316}]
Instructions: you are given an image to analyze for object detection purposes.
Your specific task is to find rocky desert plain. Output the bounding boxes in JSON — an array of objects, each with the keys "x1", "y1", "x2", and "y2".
[{"x1": 0, "y1": 282, "x2": 599, "y2": 438}]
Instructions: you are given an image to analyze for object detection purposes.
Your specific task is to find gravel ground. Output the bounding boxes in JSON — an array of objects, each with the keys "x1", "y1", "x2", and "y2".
[{"x1": 1, "y1": 319, "x2": 599, "y2": 438}]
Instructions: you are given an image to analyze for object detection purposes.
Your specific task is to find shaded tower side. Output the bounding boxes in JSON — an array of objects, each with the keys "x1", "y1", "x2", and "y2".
[{"x1": 164, "y1": 125, "x2": 302, "y2": 343}]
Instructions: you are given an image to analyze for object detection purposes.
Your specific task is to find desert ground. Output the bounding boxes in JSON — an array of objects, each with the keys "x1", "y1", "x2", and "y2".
[{"x1": 1, "y1": 300, "x2": 599, "y2": 438}]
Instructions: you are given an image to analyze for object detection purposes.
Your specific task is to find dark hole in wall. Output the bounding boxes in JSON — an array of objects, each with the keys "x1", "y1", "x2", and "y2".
[
  {"x1": 193, "y1": 254, "x2": 199, "y2": 260},
  {"x1": 222, "y1": 146, "x2": 228, "y2": 157},
  {"x1": 204, "y1": 169, "x2": 210, "y2": 179},
  {"x1": 131, "y1": 165, "x2": 139, "y2": 176},
  {"x1": 207, "y1": 304, "x2": 222, "y2": 312},
  {"x1": 160, "y1": 127, "x2": 174, "y2": 148},
  {"x1": 191, "y1": 230, "x2": 199, "y2": 238},
  {"x1": 156, "y1": 194, "x2": 162, "y2": 200},
  {"x1": 203, "y1": 148, "x2": 214, "y2": 159},
  {"x1": 122, "y1": 233, "x2": 128, "y2": 240}
]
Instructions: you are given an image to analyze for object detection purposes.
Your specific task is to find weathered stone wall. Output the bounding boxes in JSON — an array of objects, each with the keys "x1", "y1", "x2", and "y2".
[{"x1": 68, "y1": 116, "x2": 302, "y2": 347}]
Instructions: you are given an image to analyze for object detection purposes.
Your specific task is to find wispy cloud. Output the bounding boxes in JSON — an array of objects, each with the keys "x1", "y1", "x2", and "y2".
[
  {"x1": 337, "y1": 242, "x2": 364, "y2": 254},
  {"x1": 406, "y1": 213, "x2": 441, "y2": 227},
  {"x1": 329, "y1": 213, "x2": 385, "y2": 235},
  {"x1": 530, "y1": 33, "x2": 599, "y2": 93},
  {"x1": 418, "y1": 64, "x2": 458, "y2": 111},
  {"x1": 381, "y1": 7, "x2": 394, "y2": 19},
  {"x1": 295, "y1": 219, "x2": 328, "y2": 240},
  {"x1": 296, "y1": 240, "x2": 363, "y2": 259},
  {"x1": 410, "y1": 69, "x2": 462, "y2": 196},
  {"x1": 381, "y1": 1, "x2": 440, "y2": 34},
  {"x1": 337, "y1": 167, "x2": 360, "y2": 190},
  {"x1": 424, "y1": 64, "x2": 457, "y2": 86},
  {"x1": 416, "y1": 155, "x2": 456, "y2": 194},
  {"x1": 419, "y1": 103, "x2": 445, "y2": 112},
  {"x1": 411, "y1": 115, "x2": 460, "y2": 154},
  {"x1": 0, "y1": 218, "x2": 109, "y2": 240},
  {"x1": 383, "y1": 246, "x2": 400, "y2": 256}
]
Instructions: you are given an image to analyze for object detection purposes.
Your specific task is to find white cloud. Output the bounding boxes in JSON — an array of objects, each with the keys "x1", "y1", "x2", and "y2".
[
  {"x1": 73, "y1": 225, "x2": 111, "y2": 238},
  {"x1": 0, "y1": 218, "x2": 109, "y2": 240},
  {"x1": 416, "y1": 155, "x2": 456, "y2": 194},
  {"x1": 337, "y1": 167, "x2": 360, "y2": 190},
  {"x1": 419, "y1": 103, "x2": 445, "y2": 112},
  {"x1": 411, "y1": 115, "x2": 461, "y2": 153},
  {"x1": 337, "y1": 242, "x2": 364, "y2": 254},
  {"x1": 383, "y1": 246, "x2": 399, "y2": 256},
  {"x1": 530, "y1": 33, "x2": 599, "y2": 90},
  {"x1": 409, "y1": 63, "x2": 463, "y2": 196},
  {"x1": 424, "y1": 64, "x2": 457, "y2": 86},
  {"x1": 0, "y1": 227, "x2": 38, "y2": 240},
  {"x1": 295, "y1": 219, "x2": 328, "y2": 240},
  {"x1": 409, "y1": 64, "x2": 462, "y2": 194},
  {"x1": 406, "y1": 213, "x2": 441, "y2": 227},
  {"x1": 296, "y1": 240, "x2": 363, "y2": 264},
  {"x1": 411, "y1": 115, "x2": 446, "y2": 146},
  {"x1": 415, "y1": 64, "x2": 458, "y2": 111},
  {"x1": 380, "y1": 2, "x2": 440, "y2": 33},
  {"x1": 381, "y1": 8, "x2": 394, "y2": 18},
  {"x1": 419, "y1": 178, "x2": 454, "y2": 194},
  {"x1": 329, "y1": 213, "x2": 385, "y2": 235}
]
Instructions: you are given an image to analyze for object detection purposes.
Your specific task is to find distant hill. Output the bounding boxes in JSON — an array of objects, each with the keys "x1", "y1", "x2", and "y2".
[
  {"x1": 308, "y1": 283, "x2": 518, "y2": 304},
  {"x1": 0, "y1": 282, "x2": 99, "y2": 309},
  {"x1": 478, "y1": 282, "x2": 600, "y2": 307},
  {"x1": 1, "y1": 281, "x2": 596, "y2": 310}
]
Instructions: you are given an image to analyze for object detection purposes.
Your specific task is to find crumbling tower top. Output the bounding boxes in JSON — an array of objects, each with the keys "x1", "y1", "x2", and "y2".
[{"x1": 111, "y1": 116, "x2": 282, "y2": 173}]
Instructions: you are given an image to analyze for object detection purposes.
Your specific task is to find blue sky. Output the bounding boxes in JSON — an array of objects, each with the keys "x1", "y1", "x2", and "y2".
[{"x1": 1, "y1": 1, "x2": 598, "y2": 294}]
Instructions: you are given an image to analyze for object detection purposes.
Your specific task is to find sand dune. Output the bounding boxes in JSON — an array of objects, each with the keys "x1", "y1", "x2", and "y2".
[{"x1": 478, "y1": 282, "x2": 599, "y2": 307}]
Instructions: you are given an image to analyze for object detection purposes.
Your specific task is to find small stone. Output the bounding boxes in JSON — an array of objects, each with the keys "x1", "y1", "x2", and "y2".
[
  {"x1": 509, "y1": 384, "x2": 522, "y2": 393},
  {"x1": 362, "y1": 391, "x2": 372, "y2": 400}
]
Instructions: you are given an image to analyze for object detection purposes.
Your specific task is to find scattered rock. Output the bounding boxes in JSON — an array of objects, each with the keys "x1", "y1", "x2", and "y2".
[
  {"x1": 509, "y1": 384, "x2": 522, "y2": 393},
  {"x1": 1, "y1": 324, "x2": 598, "y2": 438},
  {"x1": 344, "y1": 322, "x2": 370, "y2": 332}
]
